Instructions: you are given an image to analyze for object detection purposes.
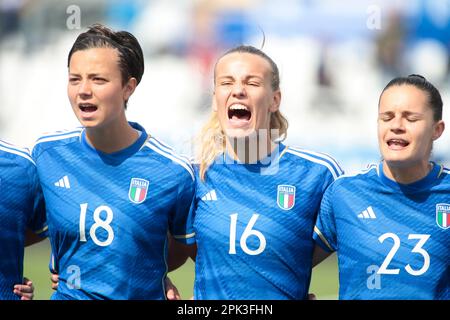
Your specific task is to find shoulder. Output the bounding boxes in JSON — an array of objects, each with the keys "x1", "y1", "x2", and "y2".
[
  {"x1": 439, "y1": 165, "x2": 450, "y2": 181},
  {"x1": 32, "y1": 127, "x2": 83, "y2": 157},
  {"x1": 282, "y1": 146, "x2": 343, "y2": 180},
  {"x1": 0, "y1": 140, "x2": 37, "y2": 183},
  {"x1": 329, "y1": 163, "x2": 378, "y2": 190},
  {"x1": 0, "y1": 139, "x2": 35, "y2": 166},
  {"x1": 142, "y1": 136, "x2": 194, "y2": 181}
]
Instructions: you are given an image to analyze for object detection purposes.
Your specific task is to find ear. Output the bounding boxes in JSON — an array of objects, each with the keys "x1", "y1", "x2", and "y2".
[
  {"x1": 269, "y1": 90, "x2": 281, "y2": 113},
  {"x1": 432, "y1": 120, "x2": 445, "y2": 141},
  {"x1": 123, "y1": 77, "x2": 137, "y2": 101}
]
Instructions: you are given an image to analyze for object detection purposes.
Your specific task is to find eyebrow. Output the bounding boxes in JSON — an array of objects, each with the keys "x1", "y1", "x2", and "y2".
[
  {"x1": 68, "y1": 73, "x2": 105, "y2": 77},
  {"x1": 216, "y1": 75, "x2": 233, "y2": 80},
  {"x1": 216, "y1": 75, "x2": 264, "y2": 81},
  {"x1": 378, "y1": 110, "x2": 424, "y2": 117}
]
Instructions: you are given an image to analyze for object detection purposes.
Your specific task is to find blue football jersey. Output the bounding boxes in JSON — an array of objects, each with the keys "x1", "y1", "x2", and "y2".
[
  {"x1": 314, "y1": 162, "x2": 450, "y2": 299},
  {"x1": 32, "y1": 122, "x2": 195, "y2": 300},
  {"x1": 0, "y1": 141, "x2": 47, "y2": 300},
  {"x1": 192, "y1": 144, "x2": 343, "y2": 299}
]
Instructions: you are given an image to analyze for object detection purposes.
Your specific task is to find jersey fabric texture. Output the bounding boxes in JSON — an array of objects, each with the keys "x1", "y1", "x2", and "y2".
[
  {"x1": 32, "y1": 122, "x2": 195, "y2": 300},
  {"x1": 192, "y1": 144, "x2": 343, "y2": 299},
  {"x1": 314, "y1": 162, "x2": 450, "y2": 299},
  {"x1": 0, "y1": 141, "x2": 47, "y2": 300}
]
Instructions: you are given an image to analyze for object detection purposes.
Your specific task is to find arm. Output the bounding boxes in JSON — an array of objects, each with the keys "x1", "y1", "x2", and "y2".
[
  {"x1": 165, "y1": 277, "x2": 180, "y2": 300},
  {"x1": 188, "y1": 243, "x2": 197, "y2": 262},
  {"x1": 312, "y1": 244, "x2": 333, "y2": 267},
  {"x1": 24, "y1": 228, "x2": 46, "y2": 246},
  {"x1": 167, "y1": 234, "x2": 197, "y2": 272},
  {"x1": 166, "y1": 235, "x2": 197, "y2": 300},
  {"x1": 26, "y1": 157, "x2": 47, "y2": 247},
  {"x1": 308, "y1": 244, "x2": 334, "y2": 300}
]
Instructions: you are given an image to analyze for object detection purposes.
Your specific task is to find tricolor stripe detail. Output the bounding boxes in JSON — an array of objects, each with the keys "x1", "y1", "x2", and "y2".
[
  {"x1": 286, "y1": 147, "x2": 343, "y2": 180},
  {"x1": 438, "y1": 211, "x2": 450, "y2": 228},
  {"x1": 130, "y1": 186, "x2": 146, "y2": 202},
  {"x1": 279, "y1": 192, "x2": 294, "y2": 209}
]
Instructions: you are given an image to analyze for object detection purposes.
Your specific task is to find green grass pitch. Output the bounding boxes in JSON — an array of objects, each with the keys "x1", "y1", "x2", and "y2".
[{"x1": 24, "y1": 240, "x2": 338, "y2": 300}]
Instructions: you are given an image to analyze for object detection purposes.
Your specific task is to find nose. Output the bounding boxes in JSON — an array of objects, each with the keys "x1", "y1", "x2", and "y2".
[
  {"x1": 390, "y1": 115, "x2": 405, "y2": 133},
  {"x1": 231, "y1": 83, "x2": 246, "y2": 98},
  {"x1": 78, "y1": 80, "x2": 92, "y2": 98}
]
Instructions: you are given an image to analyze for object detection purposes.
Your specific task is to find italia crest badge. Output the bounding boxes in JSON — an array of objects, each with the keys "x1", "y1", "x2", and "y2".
[
  {"x1": 277, "y1": 185, "x2": 296, "y2": 210},
  {"x1": 128, "y1": 178, "x2": 149, "y2": 204},
  {"x1": 436, "y1": 203, "x2": 450, "y2": 229}
]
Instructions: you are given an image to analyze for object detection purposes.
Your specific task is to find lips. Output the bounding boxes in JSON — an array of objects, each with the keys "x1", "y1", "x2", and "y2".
[
  {"x1": 79, "y1": 103, "x2": 97, "y2": 113},
  {"x1": 228, "y1": 103, "x2": 252, "y2": 122},
  {"x1": 387, "y1": 138, "x2": 409, "y2": 149}
]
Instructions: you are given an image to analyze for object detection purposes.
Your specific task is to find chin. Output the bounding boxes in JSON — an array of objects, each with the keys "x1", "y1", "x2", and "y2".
[
  {"x1": 78, "y1": 118, "x2": 99, "y2": 129},
  {"x1": 383, "y1": 155, "x2": 418, "y2": 168},
  {"x1": 225, "y1": 128, "x2": 256, "y2": 139}
]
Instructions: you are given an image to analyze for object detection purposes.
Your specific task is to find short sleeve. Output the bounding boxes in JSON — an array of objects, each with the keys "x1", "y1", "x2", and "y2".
[
  {"x1": 26, "y1": 155, "x2": 47, "y2": 237},
  {"x1": 168, "y1": 170, "x2": 196, "y2": 245},
  {"x1": 313, "y1": 183, "x2": 337, "y2": 252}
]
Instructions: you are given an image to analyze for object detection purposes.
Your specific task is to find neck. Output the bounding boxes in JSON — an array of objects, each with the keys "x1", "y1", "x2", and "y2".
[
  {"x1": 382, "y1": 160, "x2": 432, "y2": 184},
  {"x1": 85, "y1": 121, "x2": 139, "y2": 154},
  {"x1": 225, "y1": 134, "x2": 276, "y2": 163}
]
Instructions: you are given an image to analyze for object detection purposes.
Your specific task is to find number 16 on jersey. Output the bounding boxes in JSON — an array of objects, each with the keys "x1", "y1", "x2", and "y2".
[{"x1": 229, "y1": 213, "x2": 266, "y2": 256}]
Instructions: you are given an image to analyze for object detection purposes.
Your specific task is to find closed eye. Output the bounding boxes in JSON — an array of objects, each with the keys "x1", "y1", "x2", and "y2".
[
  {"x1": 93, "y1": 77, "x2": 107, "y2": 83},
  {"x1": 379, "y1": 115, "x2": 393, "y2": 121}
]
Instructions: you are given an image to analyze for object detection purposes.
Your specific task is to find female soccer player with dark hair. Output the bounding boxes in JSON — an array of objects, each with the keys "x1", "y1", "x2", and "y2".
[
  {"x1": 313, "y1": 75, "x2": 449, "y2": 299},
  {"x1": 32, "y1": 24, "x2": 195, "y2": 299},
  {"x1": 182, "y1": 45, "x2": 343, "y2": 299},
  {"x1": 0, "y1": 141, "x2": 47, "y2": 300}
]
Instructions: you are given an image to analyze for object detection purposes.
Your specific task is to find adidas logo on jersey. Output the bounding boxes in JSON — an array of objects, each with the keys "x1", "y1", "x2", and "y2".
[
  {"x1": 201, "y1": 190, "x2": 217, "y2": 201},
  {"x1": 358, "y1": 206, "x2": 376, "y2": 219},
  {"x1": 54, "y1": 175, "x2": 70, "y2": 189}
]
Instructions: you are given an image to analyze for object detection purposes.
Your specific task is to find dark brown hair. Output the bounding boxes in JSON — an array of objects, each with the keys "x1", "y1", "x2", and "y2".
[
  {"x1": 380, "y1": 74, "x2": 443, "y2": 121},
  {"x1": 68, "y1": 24, "x2": 144, "y2": 109}
]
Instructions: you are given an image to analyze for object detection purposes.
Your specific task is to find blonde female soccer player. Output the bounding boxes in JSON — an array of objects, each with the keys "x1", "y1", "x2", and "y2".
[{"x1": 186, "y1": 45, "x2": 342, "y2": 299}]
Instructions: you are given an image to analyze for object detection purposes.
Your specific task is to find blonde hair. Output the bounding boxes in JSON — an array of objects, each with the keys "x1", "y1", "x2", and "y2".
[{"x1": 196, "y1": 110, "x2": 288, "y2": 181}]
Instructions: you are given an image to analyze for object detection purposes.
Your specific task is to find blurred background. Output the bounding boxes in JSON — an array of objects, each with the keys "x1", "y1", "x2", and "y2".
[{"x1": 2, "y1": 0, "x2": 450, "y2": 299}]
